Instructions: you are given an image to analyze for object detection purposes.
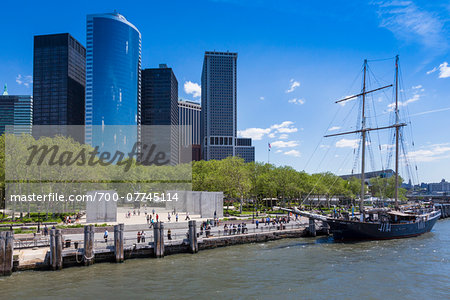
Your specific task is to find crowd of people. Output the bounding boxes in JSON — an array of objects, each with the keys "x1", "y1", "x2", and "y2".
[{"x1": 223, "y1": 223, "x2": 248, "y2": 235}]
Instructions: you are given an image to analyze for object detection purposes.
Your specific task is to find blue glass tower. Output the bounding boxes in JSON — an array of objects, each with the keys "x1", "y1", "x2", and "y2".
[{"x1": 85, "y1": 12, "x2": 141, "y2": 153}]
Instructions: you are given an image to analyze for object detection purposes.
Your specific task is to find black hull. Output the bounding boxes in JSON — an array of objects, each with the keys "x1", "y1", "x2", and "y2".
[{"x1": 327, "y1": 213, "x2": 440, "y2": 241}]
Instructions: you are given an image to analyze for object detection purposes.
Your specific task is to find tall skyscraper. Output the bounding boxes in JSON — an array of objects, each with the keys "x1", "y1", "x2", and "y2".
[
  {"x1": 141, "y1": 64, "x2": 179, "y2": 164},
  {"x1": 33, "y1": 33, "x2": 85, "y2": 127},
  {"x1": 0, "y1": 85, "x2": 33, "y2": 135},
  {"x1": 85, "y1": 12, "x2": 141, "y2": 152},
  {"x1": 178, "y1": 99, "x2": 201, "y2": 162},
  {"x1": 201, "y1": 51, "x2": 254, "y2": 162}
]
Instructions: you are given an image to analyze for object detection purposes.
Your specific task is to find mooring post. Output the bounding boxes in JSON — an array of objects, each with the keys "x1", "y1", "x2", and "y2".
[
  {"x1": 49, "y1": 229, "x2": 57, "y2": 270},
  {"x1": 188, "y1": 220, "x2": 198, "y2": 253},
  {"x1": 308, "y1": 218, "x2": 316, "y2": 237},
  {"x1": 153, "y1": 222, "x2": 164, "y2": 258},
  {"x1": 114, "y1": 224, "x2": 124, "y2": 263},
  {"x1": 84, "y1": 225, "x2": 94, "y2": 266},
  {"x1": 55, "y1": 229, "x2": 63, "y2": 270},
  {"x1": 3, "y1": 231, "x2": 13, "y2": 276},
  {"x1": 0, "y1": 232, "x2": 5, "y2": 276}
]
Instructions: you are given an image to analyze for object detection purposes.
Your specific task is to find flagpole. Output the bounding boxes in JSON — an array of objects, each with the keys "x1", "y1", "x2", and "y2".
[{"x1": 268, "y1": 143, "x2": 270, "y2": 164}]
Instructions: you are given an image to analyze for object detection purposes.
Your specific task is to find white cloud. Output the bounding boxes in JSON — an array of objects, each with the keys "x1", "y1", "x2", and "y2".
[
  {"x1": 184, "y1": 81, "x2": 201, "y2": 98},
  {"x1": 277, "y1": 127, "x2": 298, "y2": 133},
  {"x1": 276, "y1": 150, "x2": 282, "y2": 153},
  {"x1": 406, "y1": 143, "x2": 450, "y2": 162},
  {"x1": 336, "y1": 138, "x2": 360, "y2": 149},
  {"x1": 426, "y1": 66, "x2": 438, "y2": 75},
  {"x1": 328, "y1": 126, "x2": 341, "y2": 131},
  {"x1": 259, "y1": 96, "x2": 265, "y2": 100},
  {"x1": 288, "y1": 98, "x2": 305, "y2": 105},
  {"x1": 374, "y1": 1, "x2": 446, "y2": 49},
  {"x1": 438, "y1": 62, "x2": 450, "y2": 78},
  {"x1": 238, "y1": 121, "x2": 299, "y2": 141},
  {"x1": 16, "y1": 74, "x2": 32, "y2": 88},
  {"x1": 237, "y1": 127, "x2": 271, "y2": 140},
  {"x1": 387, "y1": 93, "x2": 420, "y2": 111},
  {"x1": 271, "y1": 140, "x2": 299, "y2": 148},
  {"x1": 279, "y1": 134, "x2": 288, "y2": 140},
  {"x1": 320, "y1": 144, "x2": 330, "y2": 149},
  {"x1": 285, "y1": 79, "x2": 300, "y2": 93},
  {"x1": 412, "y1": 84, "x2": 422, "y2": 89},
  {"x1": 284, "y1": 150, "x2": 301, "y2": 157},
  {"x1": 427, "y1": 62, "x2": 450, "y2": 78}
]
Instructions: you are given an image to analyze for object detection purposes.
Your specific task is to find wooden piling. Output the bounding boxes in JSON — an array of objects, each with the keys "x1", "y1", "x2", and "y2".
[
  {"x1": 188, "y1": 220, "x2": 198, "y2": 253},
  {"x1": 308, "y1": 218, "x2": 316, "y2": 237},
  {"x1": 0, "y1": 232, "x2": 5, "y2": 276},
  {"x1": 3, "y1": 231, "x2": 13, "y2": 276},
  {"x1": 55, "y1": 229, "x2": 63, "y2": 270},
  {"x1": 153, "y1": 222, "x2": 164, "y2": 258},
  {"x1": 114, "y1": 224, "x2": 124, "y2": 263},
  {"x1": 49, "y1": 229, "x2": 57, "y2": 270},
  {"x1": 84, "y1": 225, "x2": 94, "y2": 266}
]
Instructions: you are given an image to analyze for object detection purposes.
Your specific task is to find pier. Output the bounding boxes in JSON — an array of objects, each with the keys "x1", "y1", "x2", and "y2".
[{"x1": 8, "y1": 219, "x2": 329, "y2": 273}]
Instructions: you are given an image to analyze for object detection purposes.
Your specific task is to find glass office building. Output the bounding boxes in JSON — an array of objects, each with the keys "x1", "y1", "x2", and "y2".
[
  {"x1": 0, "y1": 87, "x2": 33, "y2": 135},
  {"x1": 85, "y1": 12, "x2": 141, "y2": 153},
  {"x1": 178, "y1": 99, "x2": 201, "y2": 161},
  {"x1": 32, "y1": 33, "x2": 85, "y2": 141},
  {"x1": 201, "y1": 51, "x2": 254, "y2": 162},
  {"x1": 141, "y1": 65, "x2": 179, "y2": 164}
]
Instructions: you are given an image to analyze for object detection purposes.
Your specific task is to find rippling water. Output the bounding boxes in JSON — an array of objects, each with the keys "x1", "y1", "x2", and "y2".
[{"x1": 1, "y1": 220, "x2": 449, "y2": 299}]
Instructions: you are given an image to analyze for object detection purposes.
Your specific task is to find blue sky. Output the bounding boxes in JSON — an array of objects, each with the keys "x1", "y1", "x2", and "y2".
[{"x1": 1, "y1": 0, "x2": 449, "y2": 183}]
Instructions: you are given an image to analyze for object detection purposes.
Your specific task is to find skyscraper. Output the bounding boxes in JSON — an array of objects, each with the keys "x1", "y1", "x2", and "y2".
[
  {"x1": 178, "y1": 99, "x2": 201, "y2": 162},
  {"x1": 33, "y1": 33, "x2": 85, "y2": 140},
  {"x1": 141, "y1": 64, "x2": 179, "y2": 164},
  {"x1": 85, "y1": 12, "x2": 141, "y2": 152},
  {"x1": 0, "y1": 85, "x2": 33, "y2": 135},
  {"x1": 201, "y1": 51, "x2": 254, "y2": 162}
]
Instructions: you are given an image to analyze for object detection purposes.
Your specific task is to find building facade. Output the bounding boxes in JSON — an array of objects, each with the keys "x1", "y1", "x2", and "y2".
[
  {"x1": 85, "y1": 12, "x2": 141, "y2": 152},
  {"x1": 428, "y1": 179, "x2": 450, "y2": 193},
  {"x1": 178, "y1": 99, "x2": 201, "y2": 162},
  {"x1": 141, "y1": 65, "x2": 179, "y2": 164},
  {"x1": 33, "y1": 33, "x2": 85, "y2": 140},
  {"x1": 235, "y1": 138, "x2": 255, "y2": 163},
  {"x1": 201, "y1": 51, "x2": 254, "y2": 162},
  {"x1": 0, "y1": 86, "x2": 33, "y2": 135}
]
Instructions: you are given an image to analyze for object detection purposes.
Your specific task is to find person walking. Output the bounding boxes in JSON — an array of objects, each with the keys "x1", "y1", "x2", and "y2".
[
  {"x1": 147, "y1": 214, "x2": 150, "y2": 224},
  {"x1": 137, "y1": 231, "x2": 141, "y2": 243},
  {"x1": 256, "y1": 219, "x2": 259, "y2": 229},
  {"x1": 104, "y1": 230, "x2": 109, "y2": 243},
  {"x1": 168, "y1": 212, "x2": 171, "y2": 222},
  {"x1": 185, "y1": 212, "x2": 190, "y2": 221},
  {"x1": 156, "y1": 214, "x2": 159, "y2": 222},
  {"x1": 141, "y1": 231, "x2": 146, "y2": 243},
  {"x1": 176, "y1": 213, "x2": 179, "y2": 222}
]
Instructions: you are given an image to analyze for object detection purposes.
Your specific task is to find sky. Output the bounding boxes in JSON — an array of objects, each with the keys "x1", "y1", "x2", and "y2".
[{"x1": 1, "y1": 0, "x2": 449, "y2": 183}]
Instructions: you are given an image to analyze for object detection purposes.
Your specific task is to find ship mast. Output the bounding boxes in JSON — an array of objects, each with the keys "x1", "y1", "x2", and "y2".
[
  {"x1": 360, "y1": 60, "x2": 367, "y2": 213},
  {"x1": 394, "y1": 55, "x2": 400, "y2": 209},
  {"x1": 324, "y1": 56, "x2": 406, "y2": 215}
]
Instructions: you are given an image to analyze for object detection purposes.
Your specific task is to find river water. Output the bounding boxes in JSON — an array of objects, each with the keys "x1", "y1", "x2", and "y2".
[{"x1": 1, "y1": 219, "x2": 449, "y2": 299}]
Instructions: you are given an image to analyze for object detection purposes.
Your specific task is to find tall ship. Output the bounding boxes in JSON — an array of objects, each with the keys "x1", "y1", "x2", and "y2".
[{"x1": 284, "y1": 56, "x2": 441, "y2": 240}]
